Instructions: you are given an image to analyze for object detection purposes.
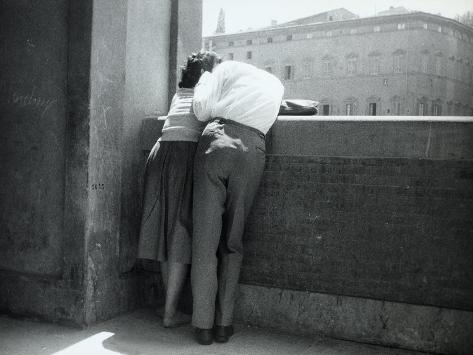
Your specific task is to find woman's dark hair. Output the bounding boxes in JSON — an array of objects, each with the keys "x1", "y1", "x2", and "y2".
[{"x1": 178, "y1": 50, "x2": 222, "y2": 88}]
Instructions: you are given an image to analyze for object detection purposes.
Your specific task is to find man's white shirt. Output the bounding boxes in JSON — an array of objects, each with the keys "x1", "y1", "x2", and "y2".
[{"x1": 193, "y1": 61, "x2": 284, "y2": 134}]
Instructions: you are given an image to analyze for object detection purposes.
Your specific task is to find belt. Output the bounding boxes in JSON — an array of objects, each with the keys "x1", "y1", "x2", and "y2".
[{"x1": 212, "y1": 117, "x2": 265, "y2": 139}]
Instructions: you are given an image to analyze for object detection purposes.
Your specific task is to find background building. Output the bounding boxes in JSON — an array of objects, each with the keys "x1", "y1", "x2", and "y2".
[{"x1": 204, "y1": 8, "x2": 473, "y2": 116}]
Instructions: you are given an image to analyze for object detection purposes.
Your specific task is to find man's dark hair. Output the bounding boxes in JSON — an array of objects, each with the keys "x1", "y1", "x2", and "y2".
[{"x1": 178, "y1": 50, "x2": 221, "y2": 88}]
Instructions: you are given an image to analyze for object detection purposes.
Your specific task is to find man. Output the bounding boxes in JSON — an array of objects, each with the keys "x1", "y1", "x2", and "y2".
[{"x1": 191, "y1": 58, "x2": 284, "y2": 345}]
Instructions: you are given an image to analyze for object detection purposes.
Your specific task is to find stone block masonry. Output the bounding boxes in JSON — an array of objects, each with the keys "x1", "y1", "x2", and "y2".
[
  {"x1": 244, "y1": 155, "x2": 473, "y2": 310},
  {"x1": 140, "y1": 116, "x2": 473, "y2": 354},
  {"x1": 238, "y1": 117, "x2": 473, "y2": 354}
]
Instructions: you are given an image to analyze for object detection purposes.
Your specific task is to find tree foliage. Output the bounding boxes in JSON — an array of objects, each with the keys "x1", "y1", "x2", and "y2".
[{"x1": 454, "y1": 11, "x2": 473, "y2": 27}]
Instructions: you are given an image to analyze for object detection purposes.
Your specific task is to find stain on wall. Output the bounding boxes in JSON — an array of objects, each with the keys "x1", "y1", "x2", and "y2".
[{"x1": 0, "y1": 0, "x2": 68, "y2": 276}]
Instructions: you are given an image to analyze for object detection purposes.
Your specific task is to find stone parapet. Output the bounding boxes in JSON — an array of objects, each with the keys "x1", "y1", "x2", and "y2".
[{"x1": 140, "y1": 116, "x2": 473, "y2": 353}]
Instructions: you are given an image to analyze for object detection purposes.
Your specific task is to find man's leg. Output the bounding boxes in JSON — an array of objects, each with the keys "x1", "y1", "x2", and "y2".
[
  {"x1": 191, "y1": 150, "x2": 227, "y2": 330},
  {"x1": 215, "y1": 151, "x2": 265, "y2": 327}
]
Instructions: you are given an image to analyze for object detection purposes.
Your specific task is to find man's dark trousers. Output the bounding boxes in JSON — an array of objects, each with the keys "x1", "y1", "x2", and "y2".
[{"x1": 191, "y1": 118, "x2": 266, "y2": 329}]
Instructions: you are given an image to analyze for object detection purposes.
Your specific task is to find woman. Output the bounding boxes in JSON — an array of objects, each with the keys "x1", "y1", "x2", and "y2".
[{"x1": 137, "y1": 51, "x2": 221, "y2": 328}]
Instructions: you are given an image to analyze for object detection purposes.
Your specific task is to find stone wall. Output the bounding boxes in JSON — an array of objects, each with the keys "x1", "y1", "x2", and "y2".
[
  {"x1": 0, "y1": 0, "x2": 86, "y2": 326},
  {"x1": 140, "y1": 116, "x2": 473, "y2": 353},
  {"x1": 243, "y1": 117, "x2": 473, "y2": 354},
  {"x1": 244, "y1": 117, "x2": 473, "y2": 311},
  {"x1": 0, "y1": 0, "x2": 68, "y2": 279},
  {"x1": 0, "y1": 0, "x2": 202, "y2": 327}
]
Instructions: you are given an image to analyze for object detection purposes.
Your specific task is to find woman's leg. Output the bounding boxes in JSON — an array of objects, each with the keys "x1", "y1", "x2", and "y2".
[
  {"x1": 160, "y1": 261, "x2": 169, "y2": 290},
  {"x1": 161, "y1": 261, "x2": 190, "y2": 327}
]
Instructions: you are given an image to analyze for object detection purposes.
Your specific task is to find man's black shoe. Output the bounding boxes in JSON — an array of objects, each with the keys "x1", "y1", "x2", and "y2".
[
  {"x1": 195, "y1": 327, "x2": 213, "y2": 345},
  {"x1": 214, "y1": 325, "x2": 234, "y2": 343}
]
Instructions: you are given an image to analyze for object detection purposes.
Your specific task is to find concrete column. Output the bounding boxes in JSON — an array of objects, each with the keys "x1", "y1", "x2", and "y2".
[
  {"x1": 0, "y1": 0, "x2": 87, "y2": 326},
  {"x1": 0, "y1": 0, "x2": 203, "y2": 326},
  {"x1": 118, "y1": 0, "x2": 172, "y2": 274},
  {"x1": 168, "y1": 0, "x2": 203, "y2": 105},
  {"x1": 82, "y1": 0, "x2": 130, "y2": 325}
]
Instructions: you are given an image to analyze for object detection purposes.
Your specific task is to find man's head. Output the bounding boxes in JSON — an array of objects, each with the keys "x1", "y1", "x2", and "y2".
[
  {"x1": 200, "y1": 50, "x2": 222, "y2": 72},
  {"x1": 178, "y1": 50, "x2": 222, "y2": 89}
]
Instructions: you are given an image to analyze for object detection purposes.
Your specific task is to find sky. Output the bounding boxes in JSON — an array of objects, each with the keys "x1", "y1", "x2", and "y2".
[{"x1": 202, "y1": 0, "x2": 473, "y2": 36}]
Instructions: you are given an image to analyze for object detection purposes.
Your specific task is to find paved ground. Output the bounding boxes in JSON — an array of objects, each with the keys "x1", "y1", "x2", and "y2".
[{"x1": 0, "y1": 309, "x2": 426, "y2": 355}]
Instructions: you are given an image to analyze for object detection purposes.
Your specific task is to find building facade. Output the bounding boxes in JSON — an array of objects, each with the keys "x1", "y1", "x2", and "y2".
[{"x1": 204, "y1": 9, "x2": 473, "y2": 116}]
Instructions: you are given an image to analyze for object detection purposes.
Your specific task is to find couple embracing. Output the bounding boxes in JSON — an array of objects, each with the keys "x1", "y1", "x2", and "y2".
[{"x1": 137, "y1": 50, "x2": 284, "y2": 345}]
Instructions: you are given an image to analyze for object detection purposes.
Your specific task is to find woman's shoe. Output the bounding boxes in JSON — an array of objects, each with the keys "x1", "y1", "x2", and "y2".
[
  {"x1": 214, "y1": 325, "x2": 234, "y2": 343},
  {"x1": 195, "y1": 327, "x2": 213, "y2": 345}
]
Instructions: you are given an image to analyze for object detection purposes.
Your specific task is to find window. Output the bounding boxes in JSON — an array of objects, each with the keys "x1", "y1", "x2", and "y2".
[
  {"x1": 267, "y1": 37, "x2": 273, "y2": 43},
  {"x1": 454, "y1": 102, "x2": 461, "y2": 115},
  {"x1": 393, "y1": 53, "x2": 405, "y2": 73},
  {"x1": 369, "y1": 56, "x2": 381, "y2": 75},
  {"x1": 347, "y1": 57, "x2": 357, "y2": 75},
  {"x1": 284, "y1": 65, "x2": 294, "y2": 80},
  {"x1": 366, "y1": 96, "x2": 380, "y2": 115},
  {"x1": 448, "y1": 56, "x2": 455, "y2": 78},
  {"x1": 418, "y1": 102, "x2": 426, "y2": 115},
  {"x1": 322, "y1": 56, "x2": 334, "y2": 75},
  {"x1": 286, "y1": 34, "x2": 293, "y2": 41},
  {"x1": 345, "y1": 103, "x2": 353, "y2": 115},
  {"x1": 322, "y1": 104, "x2": 330, "y2": 116},
  {"x1": 398, "y1": 23, "x2": 406, "y2": 30},
  {"x1": 246, "y1": 39, "x2": 252, "y2": 45},
  {"x1": 447, "y1": 101, "x2": 453, "y2": 115},
  {"x1": 246, "y1": 51, "x2": 252, "y2": 59},
  {"x1": 456, "y1": 59, "x2": 463, "y2": 80},
  {"x1": 423, "y1": 23, "x2": 428, "y2": 30},
  {"x1": 265, "y1": 66, "x2": 272, "y2": 73},
  {"x1": 228, "y1": 53, "x2": 234, "y2": 60},
  {"x1": 394, "y1": 101, "x2": 401, "y2": 115},
  {"x1": 350, "y1": 28, "x2": 357, "y2": 35},
  {"x1": 369, "y1": 103, "x2": 377, "y2": 116},
  {"x1": 432, "y1": 102, "x2": 442, "y2": 116},
  {"x1": 421, "y1": 54, "x2": 429, "y2": 73},
  {"x1": 302, "y1": 60, "x2": 313, "y2": 79},
  {"x1": 228, "y1": 41, "x2": 234, "y2": 47},
  {"x1": 326, "y1": 31, "x2": 332, "y2": 37},
  {"x1": 306, "y1": 33, "x2": 313, "y2": 39},
  {"x1": 329, "y1": 15, "x2": 333, "y2": 21},
  {"x1": 435, "y1": 55, "x2": 443, "y2": 75},
  {"x1": 374, "y1": 26, "x2": 381, "y2": 32},
  {"x1": 323, "y1": 61, "x2": 330, "y2": 75}
]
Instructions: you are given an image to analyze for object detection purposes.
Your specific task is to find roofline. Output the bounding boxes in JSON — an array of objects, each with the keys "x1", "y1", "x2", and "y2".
[
  {"x1": 275, "y1": 7, "x2": 359, "y2": 27},
  {"x1": 203, "y1": 11, "x2": 473, "y2": 40}
]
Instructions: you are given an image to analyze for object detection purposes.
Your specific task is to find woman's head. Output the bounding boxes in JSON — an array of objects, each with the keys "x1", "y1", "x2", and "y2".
[{"x1": 178, "y1": 50, "x2": 222, "y2": 88}]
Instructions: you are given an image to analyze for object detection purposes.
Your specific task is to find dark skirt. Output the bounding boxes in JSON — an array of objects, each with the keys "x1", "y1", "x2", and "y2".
[{"x1": 137, "y1": 141, "x2": 197, "y2": 264}]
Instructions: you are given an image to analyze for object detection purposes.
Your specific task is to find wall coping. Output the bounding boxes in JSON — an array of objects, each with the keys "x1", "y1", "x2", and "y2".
[
  {"x1": 141, "y1": 116, "x2": 473, "y2": 160},
  {"x1": 145, "y1": 115, "x2": 473, "y2": 123},
  {"x1": 276, "y1": 116, "x2": 473, "y2": 122}
]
